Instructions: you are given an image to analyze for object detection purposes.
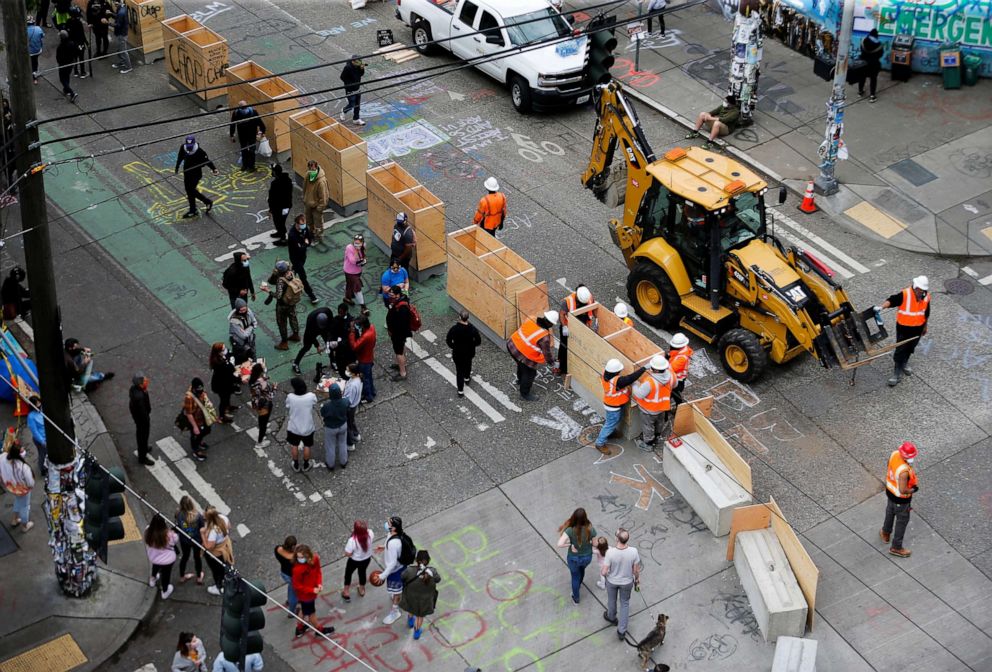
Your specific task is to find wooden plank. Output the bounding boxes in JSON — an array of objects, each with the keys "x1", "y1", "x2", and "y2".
[
  {"x1": 367, "y1": 162, "x2": 421, "y2": 253},
  {"x1": 692, "y1": 406, "x2": 752, "y2": 493},
  {"x1": 447, "y1": 228, "x2": 514, "y2": 337},
  {"x1": 673, "y1": 402, "x2": 696, "y2": 437},
  {"x1": 768, "y1": 498, "x2": 818, "y2": 631},
  {"x1": 397, "y1": 185, "x2": 446, "y2": 271},
  {"x1": 725, "y1": 503, "x2": 771, "y2": 561},
  {"x1": 515, "y1": 282, "x2": 549, "y2": 333},
  {"x1": 603, "y1": 327, "x2": 633, "y2": 341},
  {"x1": 688, "y1": 395, "x2": 714, "y2": 417},
  {"x1": 126, "y1": 0, "x2": 165, "y2": 54}
]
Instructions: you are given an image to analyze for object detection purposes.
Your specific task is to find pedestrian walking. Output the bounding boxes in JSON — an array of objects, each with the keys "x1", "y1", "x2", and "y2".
[
  {"x1": 878, "y1": 275, "x2": 930, "y2": 387},
  {"x1": 302, "y1": 160, "x2": 329, "y2": 245},
  {"x1": 292, "y1": 307, "x2": 335, "y2": 375},
  {"x1": 26, "y1": 396, "x2": 47, "y2": 476},
  {"x1": 859, "y1": 28, "x2": 884, "y2": 102},
  {"x1": 228, "y1": 298, "x2": 258, "y2": 364},
  {"x1": 343, "y1": 234, "x2": 368, "y2": 310},
  {"x1": 633, "y1": 355, "x2": 673, "y2": 450},
  {"x1": 330, "y1": 303, "x2": 356, "y2": 378},
  {"x1": 380, "y1": 259, "x2": 410, "y2": 308},
  {"x1": 473, "y1": 176, "x2": 507, "y2": 236},
  {"x1": 112, "y1": 2, "x2": 131, "y2": 74},
  {"x1": 1, "y1": 437, "x2": 35, "y2": 533},
  {"x1": 208, "y1": 343, "x2": 238, "y2": 423},
  {"x1": 86, "y1": 0, "x2": 111, "y2": 57},
  {"x1": 175, "y1": 496, "x2": 204, "y2": 585},
  {"x1": 349, "y1": 315, "x2": 377, "y2": 402},
  {"x1": 229, "y1": 100, "x2": 266, "y2": 172},
  {"x1": 174, "y1": 135, "x2": 217, "y2": 219},
  {"x1": 171, "y1": 632, "x2": 208, "y2": 672},
  {"x1": 288, "y1": 215, "x2": 319, "y2": 304},
  {"x1": 340, "y1": 55, "x2": 367, "y2": 125},
  {"x1": 182, "y1": 378, "x2": 216, "y2": 462},
  {"x1": 386, "y1": 286, "x2": 413, "y2": 382},
  {"x1": 274, "y1": 535, "x2": 299, "y2": 616},
  {"x1": 213, "y1": 652, "x2": 263, "y2": 672},
  {"x1": 129, "y1": 374, "x2": 154, "y2": 466},
  {"x1": 52, "y1": 0, "x2": 72, "y2": 28},
  {"x1": 261, "y1": 261, "x2": 302, "y2": 350},
  {"x1": 379, "y1": 516, "x2": 415, "y2": 625},
  {"x1": 400, "y1": 550, "x2": 442, "y2": 640},
  {"x1": 390, "y1": 213, "x2": 417, "y2": 272},
  {"x1": 27, "y1": 18, "x2": 44, "y2": 84},
  {"x1": 145, "y1": 514, "x2": 179, "y2": 600},
  {"x1": 881, "y1": 441, "x2": 919, "y2": 558},
  {"x1": 201, "y1": 506, "x2": 233, "y2": 596},
  {"x1": 35, "y1": 0, "x2": 52, "y2": 27},
  {"x1": 645, "y1": 0, "x2": 667, "y2": 36},
  {"x1": 446, "y1": 311, "x2": 481, "y2": 396},
  {"x1": 343, "y1": 363, "x2": 362, "y2": 449},
  {"x1": 593, "y1": 536, "x2": 609, "y2": 589},
  {"x1": 64, "y1": 338, "x2": 114, "y2": 392},
  {"x1": 667, "y1": 332, "x2": 692, "y2": 399},
  {"x1": 286, "y1": 377, "x2": 317, "y2": 473},
  {"x1": 55, "y1": 31, "x2": 79, "y2": 103},
  {"x1": 65, "y1": 6, "x2": 87, "y2": 78},
  {"x1": 221, "y1": 251, "x2": 255, "y2": 309},
  {"x1": 249, "y1": 363, "x2": 275, "y2": 449},
  {"x1": 342, "y1": 520, "x2": 373, "y2": 602},
  {"x1": 601, "y1": 528, "x2": 641, "y2": 640},
  {"x1": 292, "y1": 544, "x2": 336, "y2": 639},
  {"x1": 556, "y1": 507, "x2": 597, "y2": 604},
  {"x1": 320, "y1": 384, "x2": 349, "y2": 471},
  {"x1": 596, "y1": 359, "x2": 646, "y2": 454},
  {"x1": 558, "y1": 284, "x2": 596, "y2": 376},
  {"x1": 268, "y1": 164, "x2": 293, "y2": 245},
  {"x1": 1, "y1": 266, "x2": 31, "y2": 320},
  {"x1": 506, "y1": 311, "x2": 557, "y2": 401}
]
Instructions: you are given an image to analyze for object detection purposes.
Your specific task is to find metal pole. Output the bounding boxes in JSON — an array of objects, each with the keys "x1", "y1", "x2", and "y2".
[
  {"x1": 635, "y1": 32, "x2": 641, "y2": 71},
  {"x1": 2, "y1": 0, "x2": 94, "y2": 596},
  {"x1": 814, "y1": 0, "x2": 855, "y2": 195}
]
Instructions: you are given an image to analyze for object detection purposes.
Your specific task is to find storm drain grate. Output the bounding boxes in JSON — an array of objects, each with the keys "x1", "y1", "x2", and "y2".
[{"x1": 944, "y1": 277, "x2": 975, "y2": 295}]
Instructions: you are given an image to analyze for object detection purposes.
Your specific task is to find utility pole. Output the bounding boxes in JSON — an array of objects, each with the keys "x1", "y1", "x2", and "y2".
[
  {"x1": 2, "y1": 0, "x2": 95, "y2": 596},
  {"x1": 728, "y1": 0, "x2": 763, "y2": 125},
  {"x1": 814, "y1": 0, "x2": 855, "y2": 196}
]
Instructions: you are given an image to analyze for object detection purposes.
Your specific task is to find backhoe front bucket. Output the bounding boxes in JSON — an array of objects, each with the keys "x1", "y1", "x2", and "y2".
[{"x1": 820, "y1": 307, "x2": 908, "y2": 370}]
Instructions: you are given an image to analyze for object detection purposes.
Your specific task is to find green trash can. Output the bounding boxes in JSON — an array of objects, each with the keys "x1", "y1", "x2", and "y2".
[
  {"x1": 942, "y1": 47, "x2": 962, "y2": 89},
  {"x1": 963, "y1": 54, "x2": 982, "y2": 86}
]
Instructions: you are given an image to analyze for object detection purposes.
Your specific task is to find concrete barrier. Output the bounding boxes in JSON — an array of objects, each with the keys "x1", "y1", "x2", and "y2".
[
  {"x1": 734, "y1": 528, "x2": 808, "y2": 642},
  {"x1": 772, "y1": 636, "x2": 818, "y2": 671}
]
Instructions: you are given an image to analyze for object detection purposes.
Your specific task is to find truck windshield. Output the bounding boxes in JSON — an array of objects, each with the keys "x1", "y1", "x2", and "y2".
[
  {"x1": 716, "y1": 192, "x2": 763, "y2": 252},
  {"x1": 505, "y1": 9, "x2": 571, "y2": 46}
]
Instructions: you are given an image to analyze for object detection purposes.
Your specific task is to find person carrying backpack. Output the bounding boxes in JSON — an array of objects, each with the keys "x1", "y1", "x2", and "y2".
[
  {"x1": 377, "y1": 516, "x2": 416, "y2": 625},
  {"x1": 385, "y1": 286, "x2": 419, "y2": 382},
  {"x1": 262, "y1": 260, "x2": 302, "y2": 350}
]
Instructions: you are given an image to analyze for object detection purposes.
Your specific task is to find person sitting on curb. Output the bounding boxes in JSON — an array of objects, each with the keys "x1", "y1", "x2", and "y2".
[{"x1": 686, "y1": 95, "x2": 739, "y2": 148}]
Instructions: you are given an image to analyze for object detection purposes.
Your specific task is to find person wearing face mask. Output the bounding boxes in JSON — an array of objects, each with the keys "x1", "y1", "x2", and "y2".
[
  {"x1": 129, "y1": 373, "x2": 154, "y2": 466},
  {"x1": 221, "y1": 251, "x2": 255, "y2": 309},
  {"x1": 399, "y1": 550, "x2": 442, "y2": 640},
  {"x1": 228, "y1": 298, "x2": 259, "y2": 364},
  {"x1": 343, "y1": 234, "x2": 367, "y2": 311},
  {"x1": 174, "y1": 135, "x2": 218, "y2": 219},
  {"x1": 229, "y1": 100, "x2": 266, "y2": 172},
  {"x1": 268, "y1": 164, "x2": 293, "y2": 245},
  {"x1": 208, "y1": 343, "x2": 238, "y2": 423},
  {"x1": 302, "y1": 160, "x2": 329, "y2": 245},
  {"x1": 288, "y1": 215, "x2": 319, "y2": 305},
  {"x1": 183, "y1": 378, "x2": 216, "y2": 462},
  {"x1": 1, "y1": 437, "x2": 36, "y2": 533},
  {"x1": 377, "y1": 516, "x2": 416, "y2": 625},
  {"x1": 881, "y1": 442, "x2": 919, "y2": 558},
  {"x1": 291, "y1": 544, "x2": 336, "y2": 639}
]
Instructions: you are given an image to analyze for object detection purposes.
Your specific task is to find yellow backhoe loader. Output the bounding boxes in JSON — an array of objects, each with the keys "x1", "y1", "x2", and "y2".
[{"x1": 581, "y1": 80, "x2": 898, "y2": 382}]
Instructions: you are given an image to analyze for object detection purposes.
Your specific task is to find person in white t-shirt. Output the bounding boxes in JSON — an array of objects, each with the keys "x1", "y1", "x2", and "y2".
[
  {"x1": 601, "y1": 528, "x2": 641, "y2": 640},
  {"x1": 201, "y1": 507, "x2": 232, "y2": 596},
  {"x1": 285, "y1": 377, "x2": 317, "y2": 472},
  {"x1": 341, "y1": 519, "x2": 374, "y2": 602}
]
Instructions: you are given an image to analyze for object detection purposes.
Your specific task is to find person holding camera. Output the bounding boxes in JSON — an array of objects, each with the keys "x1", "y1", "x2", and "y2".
[{"x1": 64, "y1": 338, "x2": 114, "y2": 392}]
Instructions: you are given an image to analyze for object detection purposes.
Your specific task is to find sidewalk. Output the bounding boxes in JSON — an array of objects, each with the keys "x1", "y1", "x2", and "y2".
[
  {"x1": 0, "y1": 325, "x2": 155, "y2": 672},
  {"x1": 613, "y1": 2, "x2": 992, "y2": 257}
]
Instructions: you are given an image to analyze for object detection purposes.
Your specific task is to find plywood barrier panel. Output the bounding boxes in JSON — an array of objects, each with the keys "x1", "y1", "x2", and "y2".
[
  {"x1": 448, "y1": 229, "x2": 511, "y2": 337},
  {"x1": 568, "y1": 304, "x2": 639, "y2": 407},
  {"x1": 398, "y1": 187, "x2": 445, "y2": 270},
  {"x1": 369, "y1": 162, "x2": 419, "y2": 195},
  {"x1": 226, "y1": 60, "x2": 270, "y2": 110},
  {"x1": 515, "y1": 282, "x2": 549, "y2": 332},
  {"x1": 768, "y1": 498, "x2": 818, "y2": 631},
  {"x1": 177, "y1": 28, "x2": 228, "y2": 100},
  {"x1": 255, "y1": 77, "x2": 296, "y2": 99},
  {"x1": 608, "y1": 328, "x2": 663, "y2": 367},
  {"x1": 481, "y1": 248, "x2": 533, "y2": 281},
  {"x1": 692, "y1": 406, "x2": 752, "y2": 493},
  {"x1": 162, "y1": 14, "x2": 199, "y2": 37},
  {"x1": 448, "y1": 226, "x2": 503, "y2": 257},
  {"x1": 126, "y1": 0, "x2": 165, "y2": 54},
  {"x1": 367, "y1": 163, "x2": 420, "y2": 249},
  {"x1": 252, "y1": 80, "x2": 300, "y2": 155},
  {"x1": 289, "y1": 108, "x2": 332, "y2": 181},
  {"x1": 726, "y1": 503, "x2": 772, "y2": 561}
]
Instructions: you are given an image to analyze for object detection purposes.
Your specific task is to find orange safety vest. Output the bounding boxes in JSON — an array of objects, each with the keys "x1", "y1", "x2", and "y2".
[
  {"x1": 885, "y1": 450, "x2": 918, "y2": 498},
  {"x1": 895, "y1": 287, "x2": 929, "y2": 327},
  {"x1": 668, "y1": 346, "x2": 693, "y2": 382},
  {"x1": 510, "y1": 319, "x2": 550, "y2": 364},
  {"x1": 562, "y1": 292, "x2": 594, "y2": 327},
  {"x1": 634, "y1": 374, "x2": 671, "y2": 413},
  {"x1": 602, "y1": 373, "x2": 631, "y2": 407},
  {"x1": 474, "y1": 192, "x2": 507, "y2": 231}
]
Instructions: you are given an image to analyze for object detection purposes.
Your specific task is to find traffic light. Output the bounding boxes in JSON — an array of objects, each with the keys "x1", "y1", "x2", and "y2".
[
  {"x1": 221, "y1": 574, "x2": 266, "y2": 667},
  {"x1": 587, "y1": 14, "x2": 618, "y2": 86},
  {"x1": 84, "y1": 465, "x2": 126, "y2": 563}
]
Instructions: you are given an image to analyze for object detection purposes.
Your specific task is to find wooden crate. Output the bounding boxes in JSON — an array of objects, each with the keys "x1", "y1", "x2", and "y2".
[
  {"x1": 367, "y1": 163, "x2": 445, "y2": 273},
  {"x1": 288, "y1": 108, "x2": 367, "y2": 209},
  {"x1": 446, "y1": 227, "x2": 546, "y2": 343},
  {"x1": 162, "y1": 17, "x2": 228, "y2": 101},
  {"x1": 367, "y1": 162, "x2": 419, "y2": 248},
  {"x1": 227, "y1": 61, "x2": 300, "y2": 155},
  {"x1": 125, "y1": 0, "x2": 165, "y2": 55}
]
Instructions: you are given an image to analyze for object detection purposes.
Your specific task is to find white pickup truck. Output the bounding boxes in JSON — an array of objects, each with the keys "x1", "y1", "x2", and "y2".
[{"x1": 395, "y1": 0, "x2": 591, "y2": 113}]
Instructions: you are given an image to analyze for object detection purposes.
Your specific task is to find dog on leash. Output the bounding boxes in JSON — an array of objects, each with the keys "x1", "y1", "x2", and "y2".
[{"x1": 636, "y1": 613, "x2": 669, "y2": 669}]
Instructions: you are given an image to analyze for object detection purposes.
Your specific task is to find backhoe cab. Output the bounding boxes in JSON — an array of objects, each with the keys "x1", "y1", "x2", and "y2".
[{"x1": 582, "y1": 80, "x2": 898, "y2": 382}]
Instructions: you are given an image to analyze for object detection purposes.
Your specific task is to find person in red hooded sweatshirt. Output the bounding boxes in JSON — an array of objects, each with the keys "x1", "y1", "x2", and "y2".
[{"x1": 291, "y1": 544, "x2": 335, "y2": 639}]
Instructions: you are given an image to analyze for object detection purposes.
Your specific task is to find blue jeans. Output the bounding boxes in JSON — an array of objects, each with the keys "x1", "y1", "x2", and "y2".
[
  {"x1": 358, "y1": 362, "x2": 376, "y2": 401},
  {"x1": 595, "y1": 408, "x2": 623, "y2": 447},
  {"x1": 567, "y1": 554, "x2": 592, "y2": 601},
  {"x1": 13, "y1": 493, "x2": 31, "y2": 523},
  {"x1": 281, "y1": 571, "x2": 298, "y2": 614}
]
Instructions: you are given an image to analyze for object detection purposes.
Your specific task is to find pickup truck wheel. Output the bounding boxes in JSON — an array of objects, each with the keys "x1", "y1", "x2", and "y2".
[
  {"x1": 627, "y1": 261, "x2": 680, "y2": 328},
  {"x1": 510, "y1": 76, "x2": 533, "y2": 114},
  {"x1": 412, "y1": 22, "x2": 434, "y2": 54},
  {"x1": 717, "y1": 328, "x2": 768, "y2": 383}
]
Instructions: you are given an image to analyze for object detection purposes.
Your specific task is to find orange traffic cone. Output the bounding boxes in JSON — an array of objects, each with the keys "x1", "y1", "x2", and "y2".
[{"x1": 798, "y1": 179, "x2": 818, "y2": 214}]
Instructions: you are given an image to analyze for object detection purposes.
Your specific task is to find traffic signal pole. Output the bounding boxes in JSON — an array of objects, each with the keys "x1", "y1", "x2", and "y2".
[
  {"x1": 2, "y1": 0, "x2": 94, "y2": 595},
  {"x1": 814, "y1": 0, "x2": 856, "y2": 195}
]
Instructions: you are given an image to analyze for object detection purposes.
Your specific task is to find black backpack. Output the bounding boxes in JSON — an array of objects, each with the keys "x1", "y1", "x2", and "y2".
[{"x1": 392, "y1": 533, "x2": 416, "y2": 566}]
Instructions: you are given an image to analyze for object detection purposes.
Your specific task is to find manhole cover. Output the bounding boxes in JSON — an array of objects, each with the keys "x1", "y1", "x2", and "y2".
[{"x1": 945, "y1": 277, "x2": 975, "y2": 295}]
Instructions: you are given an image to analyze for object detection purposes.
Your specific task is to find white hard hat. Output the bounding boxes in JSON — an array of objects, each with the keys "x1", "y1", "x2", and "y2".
[
  {"x1": 605, "y1": 358, "x2": 623, "y2": 373},
  {"x1": 670, "y1": 333, "x2": 689, "y2": 348},
  {"x1": 543, "y1": 311, "x2": 559, "y2": 325},
  {"x1": 649, "y1": 355, "x2": 669, "y2": 371},
  {"x1": 576, "y1": 286, "x2": 592, "y2": 303},
  {"x1": 614, "y1": 302, "x2": 628, "y2": 318},
  {"x1": 484, "y1": 177, "x2": 500, "y2": 192},
  {"x1": 912, "y1": 275, "x2": 929, "y2": 291}
]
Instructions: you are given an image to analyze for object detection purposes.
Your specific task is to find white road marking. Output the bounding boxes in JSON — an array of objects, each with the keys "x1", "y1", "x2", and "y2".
[
  {"x1": 556, "y1": 278, "x2": 572, "y2": 292},
  {"x1": 471, "y1": 374, "x2": 522, "y2": 412},
  {"x1": 981, "y1": 274, "x2": 992, "y2": 286},
  {"x1": 419, "y1": 330, "x2": 437, "y2": 343},
  {"x1": 236, "y1": 524, "x2": 251, "y2": 538},
  {"x1": 156, "y1": 436, "x2": 187, "y2": 462},
  {"x1": 774, "y1": 210, "x2": 871, "y2": 274},
  {"x1": 146, "y1": 457, "x2": 199, "y2": 508},
  {"x1": 773, "y1": 227, "x2": 855, "y2": 279},
  {"x1": 963, "y1": 266, "x2": 979, "y2": 277},
  {"x1": 157, "y1": 437, "x2": 232, "y2": 516},
  {"x1": 529, "y1": 406, "x2": 582, "y2": 440},
  {"x1": 407, "y1": 339, "x2": 505, "y2": 423}
]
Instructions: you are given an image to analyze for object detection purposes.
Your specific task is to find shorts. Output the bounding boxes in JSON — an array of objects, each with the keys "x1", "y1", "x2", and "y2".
[
  {"x1": 386, "y1": 566, "x2": 406, "y2": 595},
  {"x1": 286, "y1": 431, "x2": 314, "y2": 447},
  {"x1": 391, "y1": 334, "x2": 408, "y2": 355},
  {"x1": 299, "y1": 599, "x2": 316, "y2": 616}
]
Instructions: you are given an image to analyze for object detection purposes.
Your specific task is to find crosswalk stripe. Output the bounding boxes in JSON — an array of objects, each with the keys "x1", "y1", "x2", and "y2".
[
  {"x1": 407, "y1": 338, "x2": 505, "y2": 423},
  {"x1": 774, "y1": 210, "x2": 872, "y2": 274},
  {"x1": 156, "y1": 437, "x2": 232, "y2": 516},
  {"x1": 774, "y1": 227, "x2": 855, "y2": 279},
  {"x1": 145, "y1": 456, "x2": 199, "y2": 509}
]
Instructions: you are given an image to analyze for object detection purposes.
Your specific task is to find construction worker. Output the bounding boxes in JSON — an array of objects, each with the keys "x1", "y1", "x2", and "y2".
[
  {"x1": 507, "y1": 311, "x2": 558, "y2": 401},
  {"x1": 877, "y1": 275, "x2": 929, "y2": 387},
  {"x1": 667, "y1": 333, "x2": 692, "y2": 398},
  {"x1": 595, "y1": 359, "x2": 646, "y2": 454},
  {"x1": 614, "y1": 302, "x2": 634, "y2": 327},
  {"x1": 881, "y1": 441, "x2": 919, "y2": 558},
  {"x1": 558, "y1": 284, "x2": 597, "y2": 376},
  {"x1": 473, "y1": 177, "x2": 507, "y2": 236},
  {"x1": 632, "y1": 356, "x2": 672, "y2": 451}
]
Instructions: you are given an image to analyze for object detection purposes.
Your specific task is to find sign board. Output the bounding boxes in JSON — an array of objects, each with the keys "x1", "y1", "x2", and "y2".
[
  {"x1": 627, "y1": 22, "x2": 646, "y2": 39},
  {"x1": 377, "y1": 29, "x2": 395, "y2": 47}
]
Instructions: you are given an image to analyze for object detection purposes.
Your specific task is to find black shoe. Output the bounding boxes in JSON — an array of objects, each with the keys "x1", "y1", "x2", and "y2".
[
  {"x1": 103, "y1": 372, "x2": 115, "y2": 381},
  {"x1": 205, "y1": 201, "x2": 214, "y2": 213},
  {"x1": 292, "y1": 362, "x2": 302, "y2": 375},
  {"x1": 292, "y1": 460, "x2": 301, "y2": 472},
  {"x1": 139, "y1": 457, "x2": 155, "y2": 466},
  {"x1": 314, "y1": 363, "x2": 324, "y2": 384},
  {"x1": 193, "y1": 451, "x2": 207, "y2": 462},
  {"x1": 294, "y1": 626, "x2": 305, "y2": 639},
  {"x1": 320, "y1": 626, "x2": 335, "y2": 635},
  {"x1": 617, "y1": 630, "x2": 625, "y2": 641},
  {"x1": 270, "y1": 232, "x2": 283, "y2": 239},
  {"x1": 327, "y1": 465, "x2": 334, "y2": 472},
  {"x1": 273, "y1": 239, "x2": 288, "y2": 246},
  {"x1": 183, "y1": 210, "x2": 198, "y2": 219},
  {"x1": 521, "y1": 392, "x2": 538, "y2": 401},
  {"x1": 603, "y1": 611, "x2": 618, "y2": 626}
]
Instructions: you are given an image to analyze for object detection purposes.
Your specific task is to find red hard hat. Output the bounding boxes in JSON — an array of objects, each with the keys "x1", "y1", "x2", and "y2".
[{"x1": 898, "y1": 441, "x2": 918, "y2": 460}]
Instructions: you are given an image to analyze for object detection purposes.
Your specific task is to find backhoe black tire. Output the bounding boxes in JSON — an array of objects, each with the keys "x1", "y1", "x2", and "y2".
[
  {"x1": 412, "y1": 22, "x2": 435, "y2": 55},
  {"x1": 627, "y1": 261, "x2": 681, "y2": 328},
  {"x1": 717, "y1": 328, "x2": 768, "y2": 383}
]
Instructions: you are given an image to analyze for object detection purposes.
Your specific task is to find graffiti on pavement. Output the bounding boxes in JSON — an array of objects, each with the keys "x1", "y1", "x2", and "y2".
[{"x1": 366, "y1": 121, "x2": 449, "y2": 163}]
